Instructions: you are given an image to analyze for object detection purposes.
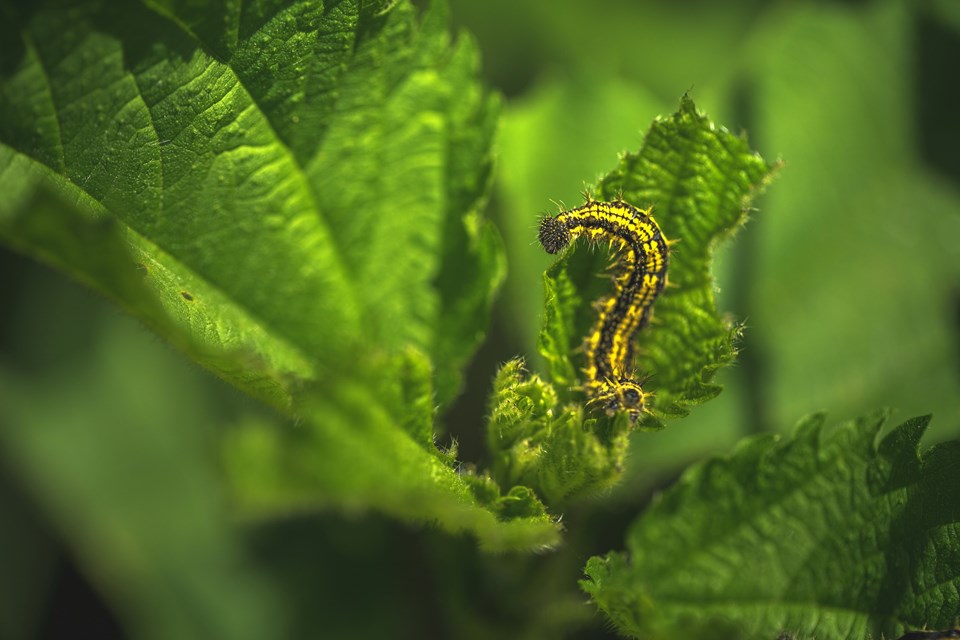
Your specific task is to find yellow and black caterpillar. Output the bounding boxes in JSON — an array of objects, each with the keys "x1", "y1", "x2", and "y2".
[{"x1": 538, "y1": 199, "x2": 669, "y2": 422}]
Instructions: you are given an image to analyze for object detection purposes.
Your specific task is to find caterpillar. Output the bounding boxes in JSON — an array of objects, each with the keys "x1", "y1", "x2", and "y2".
[{"x1": 538, "y1": 198, "x2": 669, "y2": 422}]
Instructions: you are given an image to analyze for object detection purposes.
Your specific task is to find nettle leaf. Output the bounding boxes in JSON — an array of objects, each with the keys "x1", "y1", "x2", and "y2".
[
  {"x1": 486, "y1": 359, "x2": 634, "y2": 506},
  {"x1": 0, "y1": 0, "x2": 553, "y2": 550},
  {"x1": 582, "y1": 411, "x2": 960, "y2": 640},
  {"x1": 563, "y1": 95, "x2": 777, "y2": 422},
  {"x1": 487, "y1": 97, "x2": 775, "y2": 506},
  {"x1": 223, "y1": 372, "x2": 558, "y2": 553}
]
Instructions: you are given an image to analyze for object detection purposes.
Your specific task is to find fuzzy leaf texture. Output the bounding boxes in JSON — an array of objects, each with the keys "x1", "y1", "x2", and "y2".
[
  {"x1": 582, "y1": 411, "x2": 960, "y2": 640},
  {"x1": 0, "y1": 0, "x2": 559, "y2": 551},
  {"x1": 487, "y1": 97, "x2": 776, "y2": 506}
]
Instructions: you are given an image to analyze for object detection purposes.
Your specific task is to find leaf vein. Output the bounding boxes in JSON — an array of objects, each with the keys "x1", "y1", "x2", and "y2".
[{"x1": 22, "y1": 31, "x2": 65, "y2": 173}]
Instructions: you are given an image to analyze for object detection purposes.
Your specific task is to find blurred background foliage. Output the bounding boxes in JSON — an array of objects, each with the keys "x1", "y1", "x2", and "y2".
[{"x1": 1, "y1": 0, "x2": 958, "y2": 638}]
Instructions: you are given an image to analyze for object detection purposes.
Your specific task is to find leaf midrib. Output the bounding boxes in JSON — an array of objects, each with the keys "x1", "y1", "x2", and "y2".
[
  {"x1": 8, "y1": 2, "x2": 363, "y2": 365},
  {"x1": 135, "y1": 0, "x2": 363, "y2": 317}
]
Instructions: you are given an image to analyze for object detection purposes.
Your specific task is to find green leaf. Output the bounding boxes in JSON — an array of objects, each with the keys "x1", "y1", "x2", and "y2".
[
  {"x1": 0, "y1": 313, "x2": 284, "y2": 640},
  {"x1": 222, "y1": 349, "x2": 558, "y2": 553},
  {"x1": 558, "y1": 94, "x2": 777, "y2": 422},
  {"x1": 0, "y1": 158, "x2": 316, "y2": 410},
  {"x1": 582, "y1": 411, "x2": 960, "y2": 640},
  {"x1": 0, "y1": 0, "x2": 550, "y2": 549},
  {"x1": 486, "y1": 358, "x2": 633, "y2": 506},
  {"x1": 487, "y1": 97, "x2": 775, "y2": 506},
  {"x1": 0, "y1": 0, "x2": 499, "y2": 406}
]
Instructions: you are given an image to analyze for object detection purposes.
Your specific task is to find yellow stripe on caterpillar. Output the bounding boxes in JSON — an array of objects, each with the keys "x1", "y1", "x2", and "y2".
[{"x1": 539, "y1": 199, "x2": 669, "y2": 422}]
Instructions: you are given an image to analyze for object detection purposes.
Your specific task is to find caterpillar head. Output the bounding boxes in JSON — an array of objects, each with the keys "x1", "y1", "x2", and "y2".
[{"x1": 538, "y1": 215, "x2": 571, "y2": 254}]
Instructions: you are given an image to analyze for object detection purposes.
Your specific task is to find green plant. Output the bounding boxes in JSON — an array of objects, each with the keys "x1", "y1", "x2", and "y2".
[{"x1": 0, "y1": 1, "x2": 957, "y2": 639}]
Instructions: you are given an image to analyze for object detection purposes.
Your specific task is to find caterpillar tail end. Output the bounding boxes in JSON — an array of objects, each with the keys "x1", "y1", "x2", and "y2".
[{"x1": 586, "y1": 380, "x2": 649, "y2": 424}]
